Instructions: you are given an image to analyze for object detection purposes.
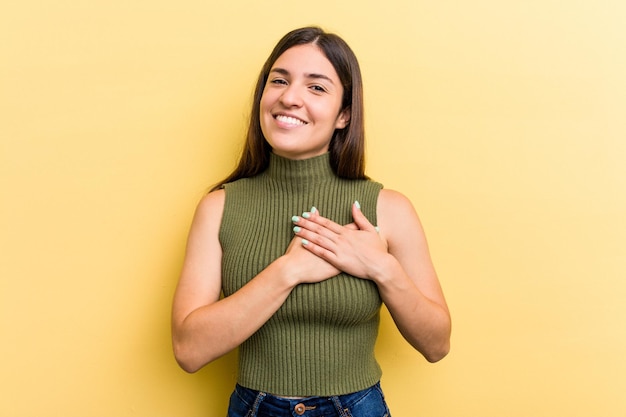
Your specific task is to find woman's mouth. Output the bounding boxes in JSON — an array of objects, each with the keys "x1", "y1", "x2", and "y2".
[{"x1": 275, "y1": 115, "x2": 307, "y2": 126}]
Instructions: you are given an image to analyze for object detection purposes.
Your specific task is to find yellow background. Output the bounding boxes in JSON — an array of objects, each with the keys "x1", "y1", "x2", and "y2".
[{"x1": 2, "y1": 0, "x2": 625, "y2": 416}]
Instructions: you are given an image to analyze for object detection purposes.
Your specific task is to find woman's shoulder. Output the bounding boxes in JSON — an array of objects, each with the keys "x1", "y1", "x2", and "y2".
[
  {"x1": 377, "y1": 188, "x2": 414, "y2": 209},
  {"x1": 376, "y1": 188, "x2": 424, "y2": 236},
  {"x1": 195, "y1": 189, "x2": 226, "y2": 221}
]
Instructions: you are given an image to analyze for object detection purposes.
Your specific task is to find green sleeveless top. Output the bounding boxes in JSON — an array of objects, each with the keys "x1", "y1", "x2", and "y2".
[{"x1": 220, "y1": 152, "x2": 384, "y2": 396}]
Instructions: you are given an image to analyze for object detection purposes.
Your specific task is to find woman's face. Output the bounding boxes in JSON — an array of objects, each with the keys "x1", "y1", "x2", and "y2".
[{"x1": 260, "y1": 44, "x2": 349, "y2": 160}]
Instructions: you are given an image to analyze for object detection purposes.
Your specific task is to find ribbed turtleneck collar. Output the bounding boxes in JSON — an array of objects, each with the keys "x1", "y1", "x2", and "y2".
[{"x1": 265, "y1": 152, "x2": 336, "y2": 186}]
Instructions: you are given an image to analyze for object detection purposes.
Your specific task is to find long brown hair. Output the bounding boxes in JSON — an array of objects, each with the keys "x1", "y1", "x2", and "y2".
[{"x1": 211, "y1": 26, "x2": 367, "y2": 191}]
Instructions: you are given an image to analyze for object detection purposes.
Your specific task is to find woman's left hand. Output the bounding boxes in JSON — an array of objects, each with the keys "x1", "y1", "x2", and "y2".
[{"x1": 292, "y1": 202, "x2": 389, "y2": 280}]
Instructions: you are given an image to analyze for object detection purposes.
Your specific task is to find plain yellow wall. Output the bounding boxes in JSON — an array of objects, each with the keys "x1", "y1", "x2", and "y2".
[{"x1": 2, "y1": 0, "x2": 625, "y2": 416}]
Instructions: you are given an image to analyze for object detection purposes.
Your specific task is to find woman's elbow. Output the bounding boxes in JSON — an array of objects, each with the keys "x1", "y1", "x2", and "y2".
[
  {"x1": 173, "y1": 340, "x2": 204, "y2": 373},
  {"x1": 423, "y1": 340, "x2": 450, "y2": 363},
  {"x1": 175, "y1": 358, "x2": 202, "y2": 374},
  {"x1": 424, "y1": 314, "x2": 451, "y2": 362},
  {"x1": 414, "y1": 327, "x2": 451, "y2": 363},
  {"x1": 173, "y1": 336, "x2": 227, "y2": 373}
]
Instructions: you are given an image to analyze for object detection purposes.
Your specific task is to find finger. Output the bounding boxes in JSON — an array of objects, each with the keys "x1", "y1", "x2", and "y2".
[
  {"x1": 352, "y1": 201, "x2": 377, "y2": 231},
  {"x1": 293, "y1": 221, "x2": 337, "y2": 249},
  {"x1": 301, "y1": 237, "x2": 336, "y2": 263},
  {"x1": 295, "y1": 210, "x2": 343, "y2": 235}
]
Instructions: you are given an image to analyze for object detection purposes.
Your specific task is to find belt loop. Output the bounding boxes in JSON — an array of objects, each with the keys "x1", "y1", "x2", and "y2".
[
  {"x1": 330, "y1": 396, "x2": 351, "y2": 417},
  {"x1": 246, "y1": 391, "x2": 266, "y2": 417}
]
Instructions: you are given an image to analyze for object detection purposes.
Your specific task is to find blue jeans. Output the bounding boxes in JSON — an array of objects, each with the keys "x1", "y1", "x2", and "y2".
[{"x1": 226, "y1": 382, "x2": 391, "y2": 417}]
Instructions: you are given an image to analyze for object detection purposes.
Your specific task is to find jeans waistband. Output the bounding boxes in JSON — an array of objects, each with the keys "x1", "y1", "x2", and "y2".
[{"x1": 233, "y1": 382, "x2": 384, "y2": 416}]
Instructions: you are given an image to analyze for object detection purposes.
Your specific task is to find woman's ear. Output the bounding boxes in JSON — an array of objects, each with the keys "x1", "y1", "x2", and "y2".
[{"x1": 335, "y1": 107, "x2": 351, "y2": 129}]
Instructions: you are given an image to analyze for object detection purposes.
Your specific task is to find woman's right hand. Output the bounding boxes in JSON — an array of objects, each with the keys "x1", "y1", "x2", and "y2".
[
  {"x1": 282, "y1": 208, "x2": 341, "y2": 285},
  {"x1": 282, "y1": 233, "x2": 340, "y2": 285}
]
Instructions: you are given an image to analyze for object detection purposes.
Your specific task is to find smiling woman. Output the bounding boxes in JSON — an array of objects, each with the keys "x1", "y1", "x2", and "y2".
[
  {"x1": 171, "y1": 26, "x2": 451, "y2": 417},
  {"x1": 260, "y1": 44, "x2": 350, "y2": 160}
]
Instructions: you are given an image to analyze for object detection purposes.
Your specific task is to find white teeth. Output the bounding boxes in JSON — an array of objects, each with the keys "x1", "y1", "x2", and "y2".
[{"x1": 276, "y1": 115, "x2": 306, "y2": 126}]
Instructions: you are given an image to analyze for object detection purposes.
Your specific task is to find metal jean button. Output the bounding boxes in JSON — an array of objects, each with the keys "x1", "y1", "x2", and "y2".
[{"x1": 294, "y1": 403, "x2": 306, "y2": 415}]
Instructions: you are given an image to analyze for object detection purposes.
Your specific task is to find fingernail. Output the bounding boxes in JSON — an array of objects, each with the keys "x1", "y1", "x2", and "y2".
[
  {"x1": 310, "y1": 206, "x2": 317, "y2": 213},
  {"x1": 293, "y1": 226, "x2": 301, "y2": 233},
  {"x1": 292, "y1": 216, "x2": 300, "y2": 223},
  {"x1": 354, "y1": 200, "x2": 361, "y2": 209},
  {"x1": 302, "y1": 212, "x2": 311, "y2": 219},
  {"x1": 375, "y1": 226, "x2": 380, "y2": 233},
  {"x1": 301, "y1": 239, "x2": 309, "y2": 245}
]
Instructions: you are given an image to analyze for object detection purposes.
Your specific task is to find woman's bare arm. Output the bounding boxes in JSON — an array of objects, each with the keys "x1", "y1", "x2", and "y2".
[
  {"x1": 292, "y1": 191, "x2": 451, "y2": 362},
  {"x1": 373, "y1": 189, "x2": 450, "y2": 362},
  {"x1": 171, "y1": 190, "x2": 340, "y2": 372}
]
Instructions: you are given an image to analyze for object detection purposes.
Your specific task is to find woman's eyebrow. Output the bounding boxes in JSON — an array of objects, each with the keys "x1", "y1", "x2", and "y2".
[
  {"x1": 269, "y1": 68, "x2": 335, "y2": 85},
  {"x1": 270, "y1": 68, "x2": 290, "y2": 76},
  {"x1": 306, "y1": 73, "x2": 335, "y2": 85}
]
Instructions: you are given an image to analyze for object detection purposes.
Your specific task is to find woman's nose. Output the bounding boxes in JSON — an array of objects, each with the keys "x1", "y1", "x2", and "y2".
[{"x1": 279, "y1": 84, "x2": 303, "y2": 107}]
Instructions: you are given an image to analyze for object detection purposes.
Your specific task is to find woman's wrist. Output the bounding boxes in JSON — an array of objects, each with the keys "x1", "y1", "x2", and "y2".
[
  {"x1": 272, "y1": 255, "x2": 301, "y2": 290},
  {"x1": 368, "y1": 253, "x2": 400, "y2": 286}
]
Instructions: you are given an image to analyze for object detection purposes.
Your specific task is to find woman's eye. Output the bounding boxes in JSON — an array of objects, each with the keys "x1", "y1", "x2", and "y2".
[
  {"x1": 310, "y1": 85, "x2": 327, "y2": 93},
  {"x1": 270, "y1": 78, "x2": 288, "y2": 85}
]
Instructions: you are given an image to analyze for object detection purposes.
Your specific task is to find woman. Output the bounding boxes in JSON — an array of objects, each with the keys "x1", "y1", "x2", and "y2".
[{"x1": 172, "y1": 26, "x2": 450, "y2": 416}]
